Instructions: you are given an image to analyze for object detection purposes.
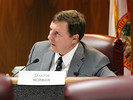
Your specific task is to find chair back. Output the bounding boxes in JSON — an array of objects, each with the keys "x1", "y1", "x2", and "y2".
[
  {"x1": 81, "y1": 34, "x2": 123, "y2": 75},
  {"x1": 64, "y1": 76, "x2": 133, "y2": 100},
  {"x1": 0, "y1": 73, "x2": 14, "y2": 100}
]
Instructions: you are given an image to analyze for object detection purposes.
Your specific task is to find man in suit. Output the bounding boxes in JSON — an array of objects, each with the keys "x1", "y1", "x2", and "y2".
[{"x1": 26, "y1": 10, "x2": 116, "y2": 77}]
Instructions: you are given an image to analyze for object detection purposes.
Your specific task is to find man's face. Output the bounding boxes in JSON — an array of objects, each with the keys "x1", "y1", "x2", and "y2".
[{"x1": 48, "y1": 21, "x2": 78, "y2": 55}]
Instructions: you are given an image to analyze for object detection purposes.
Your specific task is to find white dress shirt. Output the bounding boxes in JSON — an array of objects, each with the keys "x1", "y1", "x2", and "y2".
[{"x1": 50, "y1": 43, "x2": 79, "y2": 73}]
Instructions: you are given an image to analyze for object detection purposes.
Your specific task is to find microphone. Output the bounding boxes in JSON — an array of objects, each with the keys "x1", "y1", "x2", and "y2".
[
  {"x1": 73, "y1": 72, "x2": 88, "y2": 77},
  {"x1": 11, "y1": 58, "x2": 39, "y2": 77}
]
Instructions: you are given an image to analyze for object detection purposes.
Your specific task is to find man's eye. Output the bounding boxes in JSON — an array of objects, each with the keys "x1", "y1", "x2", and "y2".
[
  {"x1": 54, "y1": 31, "x2": 62, "y2": 37},
  {"x1": 55, "y1": 32, "x2": 59, "y2": 35}
]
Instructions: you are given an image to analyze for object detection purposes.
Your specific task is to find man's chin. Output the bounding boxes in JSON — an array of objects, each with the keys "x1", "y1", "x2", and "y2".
[{"x1": 50, "y1": 47, "x2": 57, "y2": 53}]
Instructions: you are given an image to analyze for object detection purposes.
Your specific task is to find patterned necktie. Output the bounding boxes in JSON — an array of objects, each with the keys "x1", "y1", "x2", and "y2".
[{"x1": 55, "y1": 57, "x2": 63, "y2": 71}]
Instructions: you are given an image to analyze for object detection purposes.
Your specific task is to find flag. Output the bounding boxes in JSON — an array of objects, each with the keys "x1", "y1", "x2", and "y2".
[{"x1": 108, "y1": 0, "x2": 132, "y2": 75}]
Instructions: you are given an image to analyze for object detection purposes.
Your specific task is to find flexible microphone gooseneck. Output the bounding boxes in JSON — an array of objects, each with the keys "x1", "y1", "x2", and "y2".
[{"x1": 11, "y1": 58, "x2": 39, "y2": 77}]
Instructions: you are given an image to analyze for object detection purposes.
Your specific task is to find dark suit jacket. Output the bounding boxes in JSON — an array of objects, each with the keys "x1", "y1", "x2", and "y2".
[{"x1": 26, "y1": 40, "x2": 116, "y2": 77}]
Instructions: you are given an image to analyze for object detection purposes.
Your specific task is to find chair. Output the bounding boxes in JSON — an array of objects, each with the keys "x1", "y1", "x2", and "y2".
[
  {"x1": 0, "y1": 73, "x2": 14, "y2": 100},
  {"x1": 81, "y1": 34, "x2": 123, "y2": 75},
  {"x1": 64, "y1": 76, "x2": 133, "y2": 100}
]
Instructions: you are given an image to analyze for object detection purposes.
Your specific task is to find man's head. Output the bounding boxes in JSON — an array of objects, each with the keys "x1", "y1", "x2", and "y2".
[
  {"x1": 52, "y1": 10, "x2": 86, "y2": 40},
  {"x1": 48, "y1": 10, "x2": 86, "y2": 55}
]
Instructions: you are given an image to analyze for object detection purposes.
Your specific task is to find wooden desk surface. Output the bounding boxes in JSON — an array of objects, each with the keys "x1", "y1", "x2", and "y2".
[{"x1": 10, "y1": 77, "x2": 101, "y2": 84}]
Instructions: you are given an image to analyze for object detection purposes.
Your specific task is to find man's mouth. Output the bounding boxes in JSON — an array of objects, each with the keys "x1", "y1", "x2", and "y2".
[{"x1": 50, "y1": 42, "x2": 55, "y2": 46}]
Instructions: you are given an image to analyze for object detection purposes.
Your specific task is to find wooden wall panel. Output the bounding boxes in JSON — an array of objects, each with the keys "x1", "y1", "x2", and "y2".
[
  {"x1": 0, "y1": 0, "x2": 51, "y2": 74},
  {"x1": 1, "y1": 0, "x2": 131, "y2": 75}
]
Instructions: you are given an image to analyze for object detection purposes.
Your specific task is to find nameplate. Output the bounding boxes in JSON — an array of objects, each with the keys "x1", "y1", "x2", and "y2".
[{"x1": 18, "y1": 71, "x2": 66, "y2": 85}]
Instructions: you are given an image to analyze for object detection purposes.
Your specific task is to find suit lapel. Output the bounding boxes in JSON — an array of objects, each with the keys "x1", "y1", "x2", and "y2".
[
  {"x1": 40, "y1": 49, "x2": 54, "y2": 71},
  {"x1": 67, "y1": 42, "x2": 84, "y2": 76}
]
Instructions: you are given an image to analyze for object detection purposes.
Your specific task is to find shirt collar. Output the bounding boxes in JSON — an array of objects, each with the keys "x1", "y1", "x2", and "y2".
[{"x1": 54, "y1": 43, "x2": 79, "y2": 67}]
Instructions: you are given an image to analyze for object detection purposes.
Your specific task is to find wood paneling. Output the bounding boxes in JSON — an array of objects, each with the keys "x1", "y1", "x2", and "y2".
[
  {"x1": 0, "y1": 0, "x2": 51, "y2": 74},
  {"x1": 0, "y1": 0, "x2": 132, "y2": 75}
]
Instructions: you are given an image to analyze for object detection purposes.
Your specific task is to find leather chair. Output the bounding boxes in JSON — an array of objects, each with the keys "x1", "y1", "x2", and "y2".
[
  {"x1": 64, "y1": 76, "x2": 133, "y2": 100},
  {"x1": 81, "y1": 34, "x2": 123, "y2": 75},
  {"x1": 0, "y1": 73, "x2": 14, "y2": 100}
]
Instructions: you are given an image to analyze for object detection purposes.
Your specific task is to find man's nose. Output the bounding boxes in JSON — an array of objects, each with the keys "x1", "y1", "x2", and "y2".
[{"x1": 48, "y1": 31, "x2": 53, "y2": 40}]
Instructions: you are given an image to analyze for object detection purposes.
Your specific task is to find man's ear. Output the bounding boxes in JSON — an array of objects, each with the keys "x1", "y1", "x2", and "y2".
[
  {"x1": 73, "y1": 34, "x2": 79, "y2": 41},
  {"x1": 72, "y1": 34, "x2": 79, "y2": 44}
]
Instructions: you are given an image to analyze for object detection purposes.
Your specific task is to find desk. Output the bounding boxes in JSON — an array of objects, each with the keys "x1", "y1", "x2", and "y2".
[{"x1": 11, "y1": 77, "x2": 101, "y2": 100}]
